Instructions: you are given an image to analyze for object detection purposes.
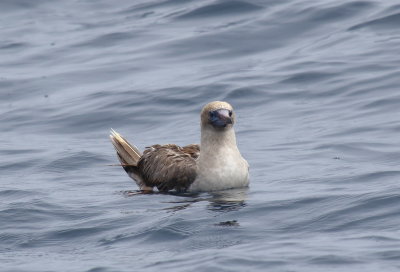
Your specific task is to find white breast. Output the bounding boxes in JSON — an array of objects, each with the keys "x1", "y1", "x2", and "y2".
[{"x1": 189, "y1": 148, "x2": 249, "y2": 192}]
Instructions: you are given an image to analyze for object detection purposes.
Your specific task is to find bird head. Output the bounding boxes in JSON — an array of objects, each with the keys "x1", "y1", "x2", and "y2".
[{"x1": 201, "y1": 101, "x2": 235, "y2": 130}]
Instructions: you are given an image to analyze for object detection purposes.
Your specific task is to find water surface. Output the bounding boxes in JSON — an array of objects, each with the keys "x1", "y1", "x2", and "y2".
[{"x1": 1, "y1": 0, "x2": 400, "y2": 271}]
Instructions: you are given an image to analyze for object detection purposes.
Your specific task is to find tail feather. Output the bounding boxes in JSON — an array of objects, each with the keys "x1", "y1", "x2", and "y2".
[{"x1": 109, "y1": 129, "x2": 142, "y2": 166}]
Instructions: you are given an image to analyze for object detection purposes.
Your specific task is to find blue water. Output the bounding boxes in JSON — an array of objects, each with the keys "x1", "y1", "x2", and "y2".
[{"x1": 1, "y1": 0, "x2": 400, "y2": 271}]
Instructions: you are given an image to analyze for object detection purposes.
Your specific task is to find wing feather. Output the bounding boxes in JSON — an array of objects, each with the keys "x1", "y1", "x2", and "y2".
[{"x1": 137, "y1": 144, "x2": 199, "y2": 192}]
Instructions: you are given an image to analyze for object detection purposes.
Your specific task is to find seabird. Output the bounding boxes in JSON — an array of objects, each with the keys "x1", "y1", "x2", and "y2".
[{"x1": 110, "y1": 101, "x2": 249, "y2": 192}]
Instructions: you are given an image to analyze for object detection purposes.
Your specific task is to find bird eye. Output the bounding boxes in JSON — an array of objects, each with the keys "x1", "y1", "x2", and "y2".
[{"x1": 229, "y1": 111, "x2": 232, "y2": 117}]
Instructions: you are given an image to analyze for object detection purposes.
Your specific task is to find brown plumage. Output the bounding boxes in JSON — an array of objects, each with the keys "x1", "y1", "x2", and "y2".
[
  {"x1": 110, "y1": 130, "x2": 199, "y2": 192},
  {"x1": 138, "y1": 144, "x2": 199, "y2": 192}
]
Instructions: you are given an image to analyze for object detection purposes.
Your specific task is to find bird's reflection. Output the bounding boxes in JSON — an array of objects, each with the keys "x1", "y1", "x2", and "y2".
[
  {"x1": 120, "y1": 187, "x2": 248, "y2": 213},
  {"x1": 164, "y1": 187, "x2": 248, "y2": 213}
]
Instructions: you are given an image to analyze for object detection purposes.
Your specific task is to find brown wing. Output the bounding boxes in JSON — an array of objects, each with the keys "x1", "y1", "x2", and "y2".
[{"x1": 137, "y1": 144, "x2": 200, "y2": 192}]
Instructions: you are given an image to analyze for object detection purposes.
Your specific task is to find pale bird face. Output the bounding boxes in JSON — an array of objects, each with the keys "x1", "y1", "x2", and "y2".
[{"x1": 201, "y1": 101, "x2": 235, "y2": 130}]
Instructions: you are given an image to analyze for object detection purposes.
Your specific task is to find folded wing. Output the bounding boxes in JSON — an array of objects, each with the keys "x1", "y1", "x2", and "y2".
[
  {"x1": 139, "y1": 144, "x2": 199, "y2": 192},
  {"x1": 110, "y1": 129, "x2": 199, "y2": 192}
]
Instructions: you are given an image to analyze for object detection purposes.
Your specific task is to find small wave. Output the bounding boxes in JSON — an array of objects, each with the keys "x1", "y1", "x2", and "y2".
[
  {"x1": 175, "y1": 1, "x2": 261, "y2": 20},
  {"x1": 349, "y1": 12, "x2": 400, "y2": 31},
  {"x1": 44, "y1": 151, "x2": 107, "y2": 172}
]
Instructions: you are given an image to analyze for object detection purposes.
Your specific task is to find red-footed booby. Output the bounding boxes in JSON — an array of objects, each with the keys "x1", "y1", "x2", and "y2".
[{"x1": 110, "y1": 101, "x2": 249, "y2": 192}]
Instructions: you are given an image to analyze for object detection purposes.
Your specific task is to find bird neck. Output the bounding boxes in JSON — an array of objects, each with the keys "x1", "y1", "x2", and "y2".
[{"x1": 199, "y1": 127, "x2": 239, "y2": 159}]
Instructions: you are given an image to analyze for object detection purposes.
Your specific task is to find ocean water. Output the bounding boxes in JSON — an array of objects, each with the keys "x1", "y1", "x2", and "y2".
[{"x1": 1, "y1": 0, "x2": 400, "y2": 271}]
